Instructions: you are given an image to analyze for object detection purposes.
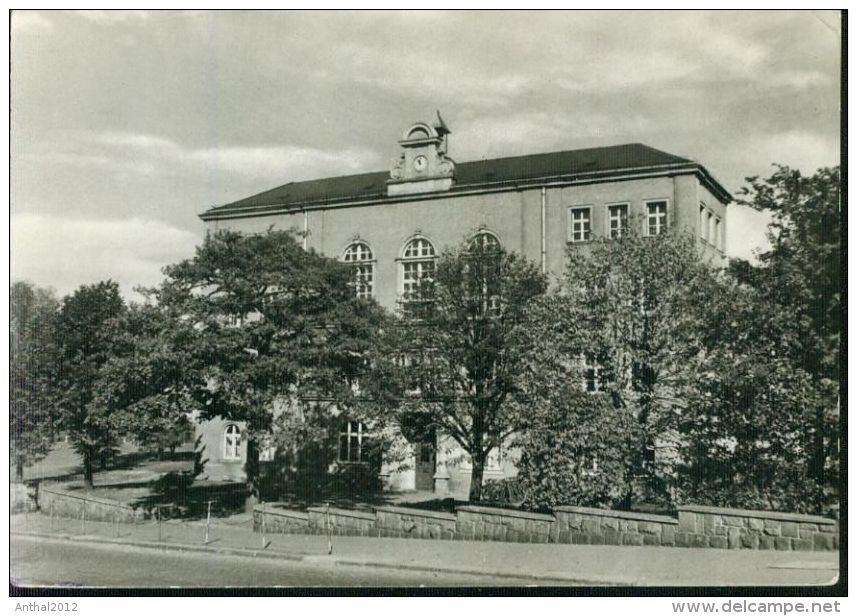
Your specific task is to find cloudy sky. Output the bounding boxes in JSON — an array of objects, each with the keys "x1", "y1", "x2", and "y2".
[{"x1": 11, "y1": 10, "x2": 841, "y2": 299}]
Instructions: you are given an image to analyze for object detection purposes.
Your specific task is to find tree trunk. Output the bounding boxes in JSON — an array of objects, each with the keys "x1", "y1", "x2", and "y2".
[
  {"x1": 82, "y1": 449, "x2": 94, "y2": 489},
  {"x1": 468, "y1": 457, "x2": 485, "y2": 502},
  {"x1": 809, "y1": 405, "x2": 826, "y2": 511},
  {"x1": 15, "y1": 454, "x2": 24, "y2": 483},
  {"x1": 244, "y1": 437, "x2": 260, "y2": 512}
]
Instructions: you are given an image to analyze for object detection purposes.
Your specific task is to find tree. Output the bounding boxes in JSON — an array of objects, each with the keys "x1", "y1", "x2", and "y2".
[
  {"x1": 721, "y1": 164, "x2": 841, "y2": 510},
  {"x1": 519, "y1": 229, "x2": 722, "y2": 508},
  {"x1": 371, "y1": 239, "x2": 547, "y2": 501},
  {"x1": 54, "y1": 281, "x2": 126, "y2": 488},
  {"x1": 675, "y1": 278, "x2": 832, "y2": 512},
  {"x1": 10, "y1": 282, "x2": 59, "y2": 482},
  {"x1": 92, "y1": 302, "x2": 201, "y2": 458},
  {"x1": 152, "y1": 228, "x2": 389, "y2": 507}
]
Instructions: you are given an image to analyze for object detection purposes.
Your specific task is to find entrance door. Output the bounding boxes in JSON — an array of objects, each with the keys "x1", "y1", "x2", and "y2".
[{"x1": 414, "y1": 442, "x2": 436, "y2": 491}]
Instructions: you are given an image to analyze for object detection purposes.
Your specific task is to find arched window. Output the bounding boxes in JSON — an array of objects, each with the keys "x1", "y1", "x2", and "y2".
[
  {"x1": 400, "y1": 237, "x2": 436, "y2": 314},
  {"x1": 343, "y1": 241, "x2": 375, "y2": 299},
  {"x1": 469, "y1": 231, "x2": 500, "y2": 252},
  {"x1": 467, "y1": 231, "x2": 502, "y2": 316},
  {"x1": 223, "y1": 424, "x2": 241, "y2": 461}
]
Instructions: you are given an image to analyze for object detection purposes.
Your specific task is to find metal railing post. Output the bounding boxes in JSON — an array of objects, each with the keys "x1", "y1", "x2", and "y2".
[
  {"x1": 204, "y1": 500, "x2": 212, "y2": 545},
  {"x1": 326, "y1": 501, "x2": 333, "y2": 555}
]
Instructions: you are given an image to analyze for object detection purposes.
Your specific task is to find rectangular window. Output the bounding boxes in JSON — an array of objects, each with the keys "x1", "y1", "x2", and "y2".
[
  {"x1": 569, "y1": 207, "x2": 591, "y2": 243},
  {"x1": 338, "y1": 421, "x2": 367, "y2": 463},
  {"x1": 707, "y1": 211, "x2": 715, "y2": 245},
  {"x1": 646, "y1": 201, "x2": 667, "y2": 236},
  {"x1": 608, "y1": 204, "x2": 628, "y2": 239},
  {"x1": 584, "y1": 356, "x2": 603, "y2": 393},
  {"x1": 714, "y1": 217, "x2": 722, "y2": 250}
]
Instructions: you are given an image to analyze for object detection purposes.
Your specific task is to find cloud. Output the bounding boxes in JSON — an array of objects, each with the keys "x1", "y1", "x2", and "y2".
[
  {"x1": 21, "y1": 130, "x2": 383, "y2": 184},
  {"x1": 11, "y1": 11, "x2": 54, "y2": 34},
  {"x1": 11, "y1": 213, "x2": 200, "y2": 300}
]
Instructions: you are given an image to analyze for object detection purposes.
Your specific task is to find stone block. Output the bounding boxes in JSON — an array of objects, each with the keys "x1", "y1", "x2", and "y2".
[
  {"x1": 799, "y1": 524, "x2": 819, "y2": 538},
  {"x1": 775, "y1": 537, "x2": 792, "y2": 551},
  {"x1": 793, "y1": 538, "x2": 814, "y2": 551},
  {"x1": 571, "y1": 532, "x2": 590, "y2": 545},
  {"x1": 704, "y1": 514, "x2": 723, "y2": 534},
  {"x1": 677, "y1": 512, "x2": 698, "y2": 533},
  {"x1": 748, "y1": 518, "x2": 765, "y2": 531},
  {"x1": 709, "y1": 536, "x2": 728, "y2": 549},
  {"x1": 813, "y1": 532, "x2": 834, "y2": 551},
  {"x1": 692, "y1": 534, "x2": 710, "y2": 548},
  {"x1": 728, "y1": 527, "x2": 743, "y2": 549},
  {"x1": 780, "y1": 522, "x2": 799, "y2": 538},
  {"x1": 643, "y1": 534, "x2": 661, "y2": 546},
  {"x1": 639, "y1": 521, "x2": 661, "y2": 535},
  {"x1": 722, "y1": 515, "x2": 744, "y2": 527},
  {"x1": 533, "y1": 530, "x2": 549, "y2": 543},
  {"x1": 558, "y1": 529, "x2": 571, "y2": 544},
  {"x1": 567, "y1": 514, "x2": 582, "y2": 530},
  {"x1": 588, "y1": 533, "x2": 605, "y2": 545},
  {"x1": 763, "y1": 526, "x2": 781, "y2": 536},
  {"x1": 758, "y1": 535, "x2": 775, "y2": 550},
  {"x1": 661, "y1": 526, "x2": 676, "y2": 546},
  {"x1": 604, "y1": 529, "x2": 622, "y2": 545},
  {"x1": 602, "y1": 517, "x2": 620, "y2": 530},
  {"x1": 715, "y1": 525, "x2": 728, "y2": 536},
  {"x1": 623, "y1": 533, "x2": 644, "y2": 546},
  {"x1": 620, "y1": 520, "x2": 638, "y2": 533},
  {"x1": 764, "y1": 519, "x2": 781, "y2": 532},
  {"x1": 675, "y1": 532, "x2": 693, "y2": 548},
  {"x1": 581, "y1": 518, "x2": 602, "y2": 534}
]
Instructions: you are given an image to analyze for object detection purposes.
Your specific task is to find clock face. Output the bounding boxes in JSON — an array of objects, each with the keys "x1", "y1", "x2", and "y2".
[{"x1": 413, "y1": 155, "x2": 428, "y2": 172}]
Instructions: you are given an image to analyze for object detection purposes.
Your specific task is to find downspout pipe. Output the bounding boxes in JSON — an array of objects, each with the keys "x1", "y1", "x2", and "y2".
[{"x1": 540, "y1": 186, "x2": 547, "y2": 274}]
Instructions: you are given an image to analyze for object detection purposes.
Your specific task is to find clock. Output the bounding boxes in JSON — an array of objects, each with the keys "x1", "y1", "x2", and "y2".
[{"x1": 413, "y1": 155, "x2": 428, "y2": 172}]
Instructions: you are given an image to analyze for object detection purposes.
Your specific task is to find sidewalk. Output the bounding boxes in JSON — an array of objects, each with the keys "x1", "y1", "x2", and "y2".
[{"x1": 10, "y1": 512, "x2": 839, "y2": 587}]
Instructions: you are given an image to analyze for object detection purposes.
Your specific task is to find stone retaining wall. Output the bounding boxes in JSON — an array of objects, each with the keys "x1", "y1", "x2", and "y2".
[
  {"x1": 38, "y1": 485, "x2": 144, "y2": 524},
  {"x1": 553, "y1": 506, "x2": 677, "y2": 547},
  {"x1": 676, "y1": 505, "x2": 838, "y2": 551},
  {"x1": 456, "y1": 505, "x2": 554, "y2": 543},
  {"x1": 250, "y1": 501, "x2": 838, "y2": 551},
  {"x1": 307, "y1": 506, "x2": 376, "y2": 536},
  {"x1": 375, "y1": 506, "x2": 456, "y2": 540},
  {"x1": 253, "y1": 506, "x2": 309, "y2": 534}
]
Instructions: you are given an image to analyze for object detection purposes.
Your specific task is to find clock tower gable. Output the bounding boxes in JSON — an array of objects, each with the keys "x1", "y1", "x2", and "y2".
[{"x1": 388, "y1": 113, "x2": 455, "y2": 196}]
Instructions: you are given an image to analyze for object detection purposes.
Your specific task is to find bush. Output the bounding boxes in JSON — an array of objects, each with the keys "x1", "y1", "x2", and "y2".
[{"x1": 515, "y1": 384, "x2": 640, "y2": 510}]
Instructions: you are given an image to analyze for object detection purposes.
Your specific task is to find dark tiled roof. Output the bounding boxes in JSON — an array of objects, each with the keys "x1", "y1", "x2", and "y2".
[{"x1": 201, "y1": 143, "x2": 728, "y2": 219}]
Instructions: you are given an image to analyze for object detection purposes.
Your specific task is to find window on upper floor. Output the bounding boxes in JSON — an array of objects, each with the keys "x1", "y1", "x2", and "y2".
[
  {"x1": 467, "y1": 231, "x2": 502, "y2": 316},
  {"x1": 707, "y1": 211, "x2": 715, "y2": 245},
  {"x1": 583, "y1": 355, "x2": 604, "y2": 393},
  {"x1": 469, "y1": 231, "x2": 501, "y2": 252},
  {"x1": 569, "y1": 207, "x2": 592, "y2": 243},
  {"x1": 608, "y1": 204, "x2": 629, "y2": 239},
  {"x1": 646, "y1": 201, "x2": 668, "y2": 236},
  {"x1": 714, "y1": 217, "x2": 722, "y2": 251},
  {"x1": 401, "y1": 237, "x2": 437, "y2": 316},
  {"x1": 343, "y1": 241, "x2": 375, "y2": 299}
]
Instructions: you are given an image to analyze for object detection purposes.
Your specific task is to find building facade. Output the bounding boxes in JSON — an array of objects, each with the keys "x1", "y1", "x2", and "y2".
[{"x1": 196, "y1": 115, "x2": 731, "y2": 494}]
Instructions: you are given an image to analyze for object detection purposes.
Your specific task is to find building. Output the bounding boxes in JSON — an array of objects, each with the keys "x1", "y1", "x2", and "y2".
[{"x1": 196, "y1": 114, "x2": 731, "y2": 494}]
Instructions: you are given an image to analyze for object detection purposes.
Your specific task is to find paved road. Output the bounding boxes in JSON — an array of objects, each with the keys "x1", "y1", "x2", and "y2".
[{"x1": 11, "y1": 535, "x2": 556, "y2": 588}]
